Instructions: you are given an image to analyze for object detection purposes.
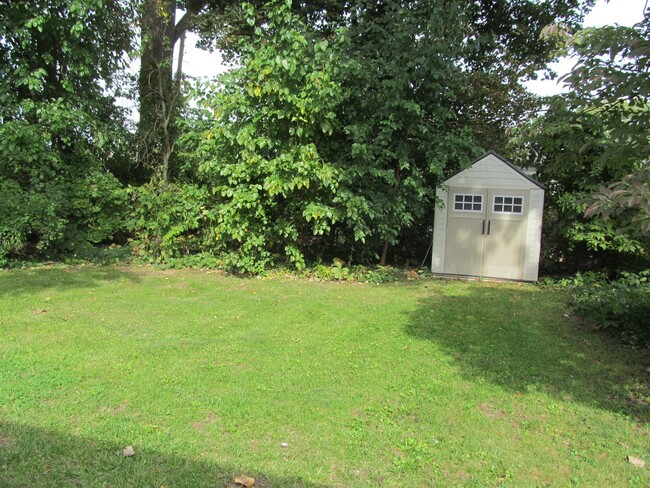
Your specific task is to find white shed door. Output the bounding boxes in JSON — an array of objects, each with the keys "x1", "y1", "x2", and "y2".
[
  {"x1": 444, "y1": 188, "x2": 488, "y2": 277},
  {"x1": 444, "y1": 188, "x2": 528, "y2": 280},
  {"x1": 483, "y1": 190, "x2": 527, "y2": 280}
]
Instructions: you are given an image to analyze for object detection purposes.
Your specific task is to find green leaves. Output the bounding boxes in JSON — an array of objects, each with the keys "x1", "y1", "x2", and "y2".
[
  {"x1": 514, "y1": 13, "x2": 650, "y2": 267},
  {"x1": 0, "y1": 0, "x2": 134, "y2": 263},
  {"x1": 569, "y1": 271, "x2": 650, "y2": 346},
  {"x1": 185, "y1": 1, "x2": 344, "y2": 273},
  {"x1": 0, "y1": 0, "x2": 594, "y2": 269},
  {"x1": 328, "y1": 0, "x2": 481, "y2": 258}
]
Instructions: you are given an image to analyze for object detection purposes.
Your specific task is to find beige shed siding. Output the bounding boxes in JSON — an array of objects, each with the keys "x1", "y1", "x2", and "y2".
[
  {"x1": 431, "y1": 187, "x2": 448, "y2": 273},
  {"x1": 523, "y1": 188, "x2": 544, "y2": 281},
  {"x1": 432, "y1": 152, "x2": 544, "y2": 282},
  {"x1": 445, "y1": 154, "x2": 532, "y2": 190}
]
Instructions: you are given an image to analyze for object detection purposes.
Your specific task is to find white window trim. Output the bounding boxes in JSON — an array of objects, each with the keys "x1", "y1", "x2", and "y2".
[
  {"x1": 492, "y1": 195, "x2": 525, "y2": 215},
  {"x1": 452, "y1": 193, "x2": 484, "y2": 213}
]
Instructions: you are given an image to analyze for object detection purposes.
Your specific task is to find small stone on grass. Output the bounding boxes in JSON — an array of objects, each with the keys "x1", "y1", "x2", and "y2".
[{"x1": 627, "y1": 455, "x2": 646, "y2": 468}]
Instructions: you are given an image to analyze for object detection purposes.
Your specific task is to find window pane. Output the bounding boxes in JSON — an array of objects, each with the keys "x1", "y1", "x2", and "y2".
[
  {"x1": 504, "y1": 205, "x2": 512, "y2": 212},
  {"x1": 455, "y1": 195, "x2": 463, "y2": 203},
  {"x1": 514, "y1": 197, "x2": 523, "y2": 205},
  {"x1": 473, "y1": 203, "x2": 481, "y2": 211},
  {"x1": 454, "y1": 202, "x2": 463, "y2": 210},
  {"x1": 513, "y1": 205, "x2": 522, "y2": 213},
  {"x1": 473, "y1": 195, "x2": 482, "y2": 203},
  {"x1": 495, "y1": 196, "x2": 503, "y2": 204},
  {"x1": 494, "y1": 204, "x2": 502, "y2": 212},
  {"x1": 504, "y1": 197, "x2": 513, "y2": 204}
]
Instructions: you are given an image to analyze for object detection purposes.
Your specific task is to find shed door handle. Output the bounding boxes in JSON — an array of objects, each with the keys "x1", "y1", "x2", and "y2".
[
  {"x1": 482, "y1": 220, "x2": 485, "y2": 235},
  {"x1": 487, "y1": 220, "x2": 491, "y2": 235}
]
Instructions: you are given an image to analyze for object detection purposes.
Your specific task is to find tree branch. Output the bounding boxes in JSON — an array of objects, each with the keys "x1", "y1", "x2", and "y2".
[{"x1": 173, "y1": 0, "x2": 208, "y2": 44}]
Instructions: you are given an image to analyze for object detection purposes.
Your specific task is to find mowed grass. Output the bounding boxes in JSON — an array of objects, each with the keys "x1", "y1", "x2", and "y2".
[{"x1": 0, "y1": 266, "x2": 648, "y2": 487}]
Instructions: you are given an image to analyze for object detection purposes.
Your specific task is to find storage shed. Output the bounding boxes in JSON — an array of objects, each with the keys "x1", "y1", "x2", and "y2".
[{"x1": 431, "y1": 151, "x2": 545, "y2": 281}]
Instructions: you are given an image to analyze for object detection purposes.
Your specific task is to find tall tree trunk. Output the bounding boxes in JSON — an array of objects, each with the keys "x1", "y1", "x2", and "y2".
[
  {"x1": 156, "y1": 31, "x2": 186, "y2": 182},
  {"x1": 137, "y1": 1, "x2": 210, "y2": 182},
  {"x1": 380, "y1": 240, "x2": 389, "y2": 266},
  {"x1": 175, "y1": 31, "x2": 186, "y2": 81},
  {"x1": 138, "y1": 0, "x2": 176, "y2": 181}
]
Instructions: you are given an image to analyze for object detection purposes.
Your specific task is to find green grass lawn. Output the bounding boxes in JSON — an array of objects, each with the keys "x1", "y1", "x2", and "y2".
[{"x1": 0, "y1": 266, "x2": 648, "y2": 487}]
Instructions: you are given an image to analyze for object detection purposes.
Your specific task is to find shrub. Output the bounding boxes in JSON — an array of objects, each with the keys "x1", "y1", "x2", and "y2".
[
  {"x1": 569, "y1": 271, "x2": 650, "y2": 346},
  {"x1": 126, "y1": 183, "x2": 216, "y2": 264},
  {"x1": 298, "y1": 260, "x2": 417, "y2": 283},
  {"x1": 67, "y1": 172, "x2": 129, "y2": 246},
  {"x1": 0, "y1": 180, "x2": 65, "y2": 265}
]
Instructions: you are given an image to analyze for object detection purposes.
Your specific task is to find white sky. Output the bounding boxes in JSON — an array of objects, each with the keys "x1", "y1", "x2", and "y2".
[{"x1": 174, "y1": 0, "x2": 647, "y2": 94}]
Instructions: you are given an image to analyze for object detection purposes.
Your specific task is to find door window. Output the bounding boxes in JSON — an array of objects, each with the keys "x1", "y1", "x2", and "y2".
[
  {"x1": 453, "y1": 194, "x2": 483, "y2": 212},
  {"x1": 493, "y1": 195, "x2": 524, "y2": 214}
]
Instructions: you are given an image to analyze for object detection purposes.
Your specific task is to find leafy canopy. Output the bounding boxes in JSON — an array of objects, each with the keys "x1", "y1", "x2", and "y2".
[
  {"x1": 510, "y1": 11, "x2": 650, "y2": 270},
  {"x1": 0, "y1": 0, "x2": 134, "y2": 263},
  {"x1": 189, "y1": 0, "x2": 344, "y2": 272}
]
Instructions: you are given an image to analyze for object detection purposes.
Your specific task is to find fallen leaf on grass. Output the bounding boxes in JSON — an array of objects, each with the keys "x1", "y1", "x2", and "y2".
[
  {"x1": 234, "y1": 474, "x2": 255, "y2": 487},
  {"x1": 122, "y1": 446, "x2": 135, "y2": 457},
  {"x1": 627, "y1": 455, "x2": 646, "y2": 468}
]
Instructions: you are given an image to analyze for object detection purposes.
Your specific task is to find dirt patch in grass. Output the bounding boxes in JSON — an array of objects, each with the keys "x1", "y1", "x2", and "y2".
[
  {"x1": 479, "y1": 403, "x2": 506, "y2": 419},
  {"x1": 455, "y1": 470, "x2": 472, "y2": 482},
  {"x1": 192, "y1": 412, "x2": 219, "y2": 432},
  {"x1": 0, "y1": 435, "x2": 15, "y2": 449},
  {"x1": 110, "y1": 401, "x2": 129, "y2": 415}
]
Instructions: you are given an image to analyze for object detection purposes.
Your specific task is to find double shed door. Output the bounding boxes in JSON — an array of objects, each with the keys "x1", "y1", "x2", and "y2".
[{"x1": 444, "y1": 187, "x2": 528, "y2": 280}]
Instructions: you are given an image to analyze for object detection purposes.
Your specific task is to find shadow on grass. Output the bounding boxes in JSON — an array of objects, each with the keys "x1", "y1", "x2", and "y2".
[
  {"x1": 0, "y1": 267, "x2": 142, "y2": 297},
  {"x1": 0, "y1": 421, "x2": 329, "y2": 488},
  {"x1": 406, "y1": 285, "x2": 650, "y2": 422}
]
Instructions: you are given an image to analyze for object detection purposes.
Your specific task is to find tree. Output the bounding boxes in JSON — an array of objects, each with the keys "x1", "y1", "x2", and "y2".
[
  {"x1": 567, "y1": 14, "x2": 650, "y2": 243},
  {"x1": 320, "y1": 0, "x2": 591, "y2": 264},
  {"x1": 510, "y1": 11, "x2": 650, "y2": 271},
  {"x1": 509, "y1": 97, "x2": 645, "y2": 273},
  {"x1": 459, "y1": 0, "x2": 595, "y2": 150},
  {"x1": 0, "y1": 0, "x2": 134, "y2": 263},
  {"x1": 330, "y1": 0, "x2": 481, "y2": 264},
  {"x1": 189, "y1": 1, "x2": 345, "y2": 272},
  {"x1": 137, "y1": 0, "x2": 246, "y2": 181},
  {"x1": 144, "y1": 0, "x2": 595, "y2": 269}
]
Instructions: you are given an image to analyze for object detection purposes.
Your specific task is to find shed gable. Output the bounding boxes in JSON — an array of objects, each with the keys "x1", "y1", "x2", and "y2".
[{"x1": 445, "y1": 151, "x2": 543, "y2": 191}]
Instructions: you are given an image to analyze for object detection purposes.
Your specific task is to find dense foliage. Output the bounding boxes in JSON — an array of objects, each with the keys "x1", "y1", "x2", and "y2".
[
  {"x1": 510, "y1": 12, "x2": 650, "y2": 273},
  {"x1": 568, "y1": 271, "x2": 650, "y2": 346},
  {"x1": 159, "y1": 0, "x2": 591, "y2": 271},
  {"x1": 7, "y1": 0, "x2": 643, "y2": 281},
  {"x1": 126, "y1": 182, "x2": 215, "y2": 265},
  {"x1": 189, "y1": 2, "x2": 345, "y2": 272},
  {"x1": 0, "y1": 0, "x2": 133, "y2": 264},
  {"x1": 508, "y1": 97, "x2": 647, "y2": 273},
  {"x1": 330, "y1": 0, "x2": 480, "y2": 264}
]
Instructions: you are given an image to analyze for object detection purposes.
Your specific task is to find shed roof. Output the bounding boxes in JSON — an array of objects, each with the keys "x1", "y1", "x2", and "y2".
[{"x1": 444, "y1": 150, "x2": 546, "y2": 190}]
